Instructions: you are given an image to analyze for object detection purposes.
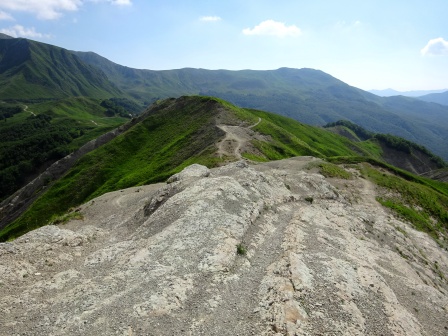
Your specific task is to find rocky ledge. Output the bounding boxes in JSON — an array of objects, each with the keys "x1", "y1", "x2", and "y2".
[{"x1": 1, "y1": 157, "x2": 447, "y2": 335}]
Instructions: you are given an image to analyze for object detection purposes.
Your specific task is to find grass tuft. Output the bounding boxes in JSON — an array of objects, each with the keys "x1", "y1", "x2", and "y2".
[
  {"x1": 318, "y1": 162, "x2": 352, "y2": 179},
  {"x1": 50, "y1": 211, "x2": 84, "y2": 225},
  {"x1": 236, "y1": 243, "x2": 247, "y2": 256}
]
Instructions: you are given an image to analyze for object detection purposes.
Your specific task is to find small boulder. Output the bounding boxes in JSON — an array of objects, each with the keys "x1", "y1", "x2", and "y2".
[{"x1": 167, "y1": 164, "x2": 210, "y2": 183}]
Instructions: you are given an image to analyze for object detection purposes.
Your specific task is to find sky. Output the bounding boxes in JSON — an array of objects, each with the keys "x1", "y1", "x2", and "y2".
[{"x1": 0, "y1": 0, "x2": 447, "y2": 91}]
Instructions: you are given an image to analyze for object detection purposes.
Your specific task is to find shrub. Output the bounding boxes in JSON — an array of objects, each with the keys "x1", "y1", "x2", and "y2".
[
  {"x1": 305, "y1": 197, "x2": 314, "y2": 204},
  {"x1": 236, "y1": 243, "x2": 247, "y2": 256}
]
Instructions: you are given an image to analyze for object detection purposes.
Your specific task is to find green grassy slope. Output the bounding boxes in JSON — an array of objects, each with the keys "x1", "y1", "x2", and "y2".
[
  {"x1": 0, "y1": 97, "x2": 132, "y2": 201},
  {"x1": 0, "y1": 38, "x2": 147, "y2": 200},
  {"x1": 244, "y1": 109, "x2": 366, "y2": 160},
  {"x1": 0, "y1": 38, "x2": 122, "y2": 99},
  {"x1": 0, "y1": 96, "x2": 225, "y2": 240},
  {"x1": 360, "y1": 163, "x2": 448, "y2": 246}
]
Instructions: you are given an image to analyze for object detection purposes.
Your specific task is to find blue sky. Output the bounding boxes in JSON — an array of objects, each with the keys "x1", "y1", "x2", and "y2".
[{"x1": 0, "y1": 0, "x2": 447, "y2": 91}]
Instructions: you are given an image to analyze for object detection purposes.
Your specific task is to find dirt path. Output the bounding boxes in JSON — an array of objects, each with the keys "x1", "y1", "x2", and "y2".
[
  {"x1": 23, "y1": 105, "x2": 36, "y2": 116},
  {"x1": 248, "y1": 117, "x2": 261, "y2": 129},
  {"x1": 216, "y1": 118, "x2": 261, "y2": 159},
  {"x1": 360, "y1": 176, "x2": 379, "y2": 206}
]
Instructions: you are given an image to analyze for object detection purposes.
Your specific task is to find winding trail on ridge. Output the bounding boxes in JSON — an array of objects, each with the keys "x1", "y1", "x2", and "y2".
[
  {"x1": 23, "y1": 105, "x2": 36, "y2": 117},
  {"x1": 216, "y1": 117, "x2": 261, "y2": 160}
]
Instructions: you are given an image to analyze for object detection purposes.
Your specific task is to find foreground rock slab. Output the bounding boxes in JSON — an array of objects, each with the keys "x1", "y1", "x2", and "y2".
[{"x1": 1, "y1": 157, "x2": 447, "y2": 335}]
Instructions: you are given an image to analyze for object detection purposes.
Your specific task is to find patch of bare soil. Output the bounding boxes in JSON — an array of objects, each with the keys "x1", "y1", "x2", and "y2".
[{"x1": 216, "y1": 118, "x2": 267, "y2": 161}]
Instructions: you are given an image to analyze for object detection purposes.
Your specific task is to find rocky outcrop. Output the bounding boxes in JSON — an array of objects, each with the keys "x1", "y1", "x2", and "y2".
[
  {"x1": 420, "y1": 168, "x2": 448, "y2": 183},
  {"x1": 0, "y1": 157, "x2": 447, "y2": 335},
  {"x1": 378, "y1": 142, "x2": 443, "y2": 175}
]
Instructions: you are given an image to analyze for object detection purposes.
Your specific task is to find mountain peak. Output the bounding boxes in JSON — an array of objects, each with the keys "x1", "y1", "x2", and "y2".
[
  {"x1": 0, "y1": 33, "x2": 14, "y2": 39},
  {"x1": 0, "y1": 37, "x2": 122, "y2": 99}
]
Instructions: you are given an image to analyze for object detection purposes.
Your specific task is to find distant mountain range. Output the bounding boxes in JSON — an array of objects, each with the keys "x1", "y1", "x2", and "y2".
[
  {"x1": 418, "y1": 91, "x2": 448, "y2": 106},
  {"x1": 368, "y1": 88, "x2": 448, "y2": 97},
  {"x1": 75, "y1": 51, "x2": 448, "y2": 161},
  {"x1": 369, "y1": 88, "x2": 448, "y2": 107},
  {"x1": 1, "y1": 35, "x2": 448, "y2": 163}
]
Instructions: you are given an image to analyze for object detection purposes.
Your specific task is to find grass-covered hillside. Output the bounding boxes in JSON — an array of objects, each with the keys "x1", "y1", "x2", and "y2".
[
  {"x1": 0, "y1": 97, "x2": 224, "y2": 240},
  {"x1": 0, "y1": 38, "x2": 122, "y2": 100},
  {"x1": 359, "y1": 161, "x2": 448, "y2": 247},
  {"x1": 0, "y1": 97, "x2": 142, "y2": 201},
  {"x1": 2, "y1": 96, "x2": 447, "y2": 242},
  {"x1": 0, "y1": 36, "x2": 148, "y2": 200}
]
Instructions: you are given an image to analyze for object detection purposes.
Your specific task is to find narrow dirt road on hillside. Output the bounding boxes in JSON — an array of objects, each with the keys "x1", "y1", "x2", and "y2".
[
  {"x1": 216, "y1": 118, "x2": 261, "y2": 159},
  {"x1": 23, "y1": 105, "x2": 36, "y2": 116}
]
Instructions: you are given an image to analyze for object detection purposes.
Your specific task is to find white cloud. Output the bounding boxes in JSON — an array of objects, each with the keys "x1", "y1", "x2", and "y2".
[
  {"x1": 0, "y1": 25, "x2": 50, "y2": 38},
  {"x1": 200, "y1": 16, "x2": 222, "y2": 22},
  {"x1": 0, "y1": 11, "x2": 14, "y2": 21},
  {"x1": 110, "y1": 0, "x2": 132, "y2": 5},
  {"x1": 88, "y1": 0, "x2": 132, "y2": 6},
  {"x1": 243, "y1": 20, "x2": 301, "y2": 38},
  {"x1": 421, "y1": 37, "x2": 448, "y2": 56},
  {"x1": 0, "y1": 0, "x2": 81, "y2": 20},
  {"x1": 0, "y1": 0, "x2": 132, "y2": 20}
]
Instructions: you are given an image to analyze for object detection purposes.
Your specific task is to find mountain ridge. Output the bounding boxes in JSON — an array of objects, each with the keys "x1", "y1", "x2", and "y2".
[
  {"x1": 0, "y1": 33, "x2": 13, "y2": 39},
  {"x1": 1, "y1": 96, "x2": 446, "y2": 241},
  {"x1": 73, "y1": 51, "x2": 448, "y2": 161},
  {"x1": 418, "y1": 91, "x2": 448, "y2": 106},
  {"x1": 369, "y1": 88, "x2": 448, "y2": 97}
]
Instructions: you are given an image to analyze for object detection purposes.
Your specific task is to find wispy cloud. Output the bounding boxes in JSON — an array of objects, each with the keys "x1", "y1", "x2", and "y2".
[
  {"x1": 110, "y1": 0, "x2": 132, "y2": 6},
  {"x1": 0, "y1": 0, "x2": 132, "y2": 20},
  {"x1": 200, "y1": 16, "x2": 222, "y2": 22},
  {"x1": 335, "y1": 20, "x2": 361, "y2": 30},
  {"x1": 243, "y1": 20, "x2": 301, "y2": 38},
  {"x1": 88, "y1": 0, "x2": 132, "y2": 5},
  {"x1": 0, "y1": 10, "x2": 14, "y2": 21},
  {"x1": 0, "y1": 25, "x2": 50, "y2": 38},
  {"x1": 421, "y1": 37, "x2": 448, "y2": 56}
]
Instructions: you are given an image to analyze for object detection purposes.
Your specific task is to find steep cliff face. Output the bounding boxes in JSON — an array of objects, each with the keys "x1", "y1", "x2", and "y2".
[{"x1": 1, "y1": 157, "x2": 447, "y2": 335}]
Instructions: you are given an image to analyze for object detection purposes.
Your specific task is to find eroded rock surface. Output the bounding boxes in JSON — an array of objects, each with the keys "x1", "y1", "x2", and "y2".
[{"x1": 1, "y1": 157, "x2": 447, "y2": 335}]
